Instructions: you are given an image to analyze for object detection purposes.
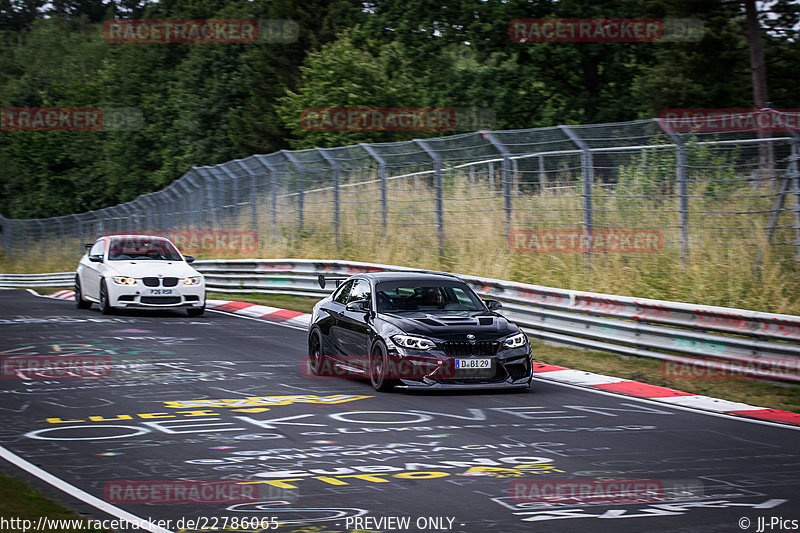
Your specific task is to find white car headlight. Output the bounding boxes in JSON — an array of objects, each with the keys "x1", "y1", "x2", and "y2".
[
  {"x1": 503, "y1": 332, "x2": 527, "y2": 349},
  {"x1": 112, "y1": 276, "x2": 136, "y2": 286},
  {"x1": 392, "y1": 334, "x2": 436, "y2": 350},
  {"x1": 183, "y1": 276, "x2": 202, "y2": 286}
]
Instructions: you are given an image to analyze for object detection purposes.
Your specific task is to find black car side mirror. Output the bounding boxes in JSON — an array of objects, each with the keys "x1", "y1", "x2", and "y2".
[
  {"x1": 346, "y1": 299, "x2": 370, "y2": 312},
  {"x1": 88, "y1": 254, "x2": 103, "y2": 263},
  {"x1": 484, "y1": 299, "x2": 502, "y2": 311},
  {"x1": 184, "y1": 255, "x2": 195, "y2": 264}
]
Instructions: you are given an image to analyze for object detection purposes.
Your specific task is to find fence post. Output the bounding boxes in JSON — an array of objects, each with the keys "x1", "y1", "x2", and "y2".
[
  {"x1": 282, "y1": 150, "x2": 305, "y2": 232},
  {"x1": 218, "y1": 165, "x2": 241, "y2": 227},
  {"x1": 788, "y1": 136, "x2": 800, "y2": 267},
  {"x1": 165, "y1": 188, "x2": 181, "y2": 231},
  {"x1": 657, "y1": 120, "x2": 690, "y2": 263},
  {"x1": 253, "y1": 156, "x2": 278, "y2": 237},
  {"x1": 234, "y1": 160, "x2": 258, "y2": 234},
  {"x1": 37, "y1": 220, "x2": 46, "y2": 262},
  {"x1": 316, "y1": 149, "x2": 340, "y2": 246},
  {"x1": 173, "y1": 181, "x2": 189, "y2": 229},
  {"x1": 56, "y1": 217, "x2": 65, "y2": 253},
  {"x1": 192, "y1": 167, "x2": 217, "y2": 230},
  {"x1": 0, "y1": 214, "x2": 9, "y2": 259},
  {"x1": 359, "y1": 143, "x2": 388, "y2": 230},
  {"x1": 560, "y1": 125, "x2": 593, "y2": 261},
  {"x1": 538, "y1": 155, "x2": 547, "y2": 196},
  {"x1": 413, "y1": 139, "x2": 444, "y2": 257},
  {"x1": 481, "y1": 131, "x2": 513, "y2": 238}
]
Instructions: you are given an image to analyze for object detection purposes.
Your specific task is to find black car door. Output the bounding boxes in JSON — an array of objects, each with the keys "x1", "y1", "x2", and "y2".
[
  {"x1": 337, "y1": 279, "x2": 373, "y2": 368},
  {"x1": 322, "y1": 280, "x2": 352, "y2": 360}
]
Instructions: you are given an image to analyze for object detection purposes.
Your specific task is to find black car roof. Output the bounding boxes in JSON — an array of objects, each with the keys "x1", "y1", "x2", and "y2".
[{"x1": 357, "y1": 271, "x2": 463, "y2": 283}]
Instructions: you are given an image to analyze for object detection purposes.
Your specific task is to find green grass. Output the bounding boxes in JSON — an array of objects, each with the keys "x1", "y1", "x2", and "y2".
[{"x1": 0, "y1": 471, "x2": 108, "y2": 533}]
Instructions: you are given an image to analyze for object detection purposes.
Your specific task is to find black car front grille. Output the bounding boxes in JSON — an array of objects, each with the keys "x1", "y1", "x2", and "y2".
[
  {"x1": 440, "y1": 341, "x2": 500, "y2": 356},
  {"x1": 142, "y1": 277, "x2": 159, "y2": 287},
  {"x1": 439, "y1": 367, "x2": 502, "y2": 383},
  {"x1": 162, "y1": 277, "x2": 178, "y2": 287},
  {"x1": 141, "y1": 296, "x2": 181, "y2": 304}
]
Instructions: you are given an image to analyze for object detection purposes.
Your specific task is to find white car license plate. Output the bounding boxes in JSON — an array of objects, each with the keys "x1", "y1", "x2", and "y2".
[
  {"x1": 455, "y1": 358, "x2": 491, "y2": 369},
  {"x1": 145, "y1": 289, "x2": 174, "y2": 295}
]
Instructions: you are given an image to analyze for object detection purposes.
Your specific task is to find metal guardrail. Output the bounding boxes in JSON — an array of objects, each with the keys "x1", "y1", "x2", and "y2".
[
  {"x1": 2, "y1": 259, "x2": 799, "y2": 382},
  {"x1": 0, "y1": 272, "x2": 74, "y2": 287},
  {"x1": 194, "y1": 259, "x2": 800, "y2": 383}
]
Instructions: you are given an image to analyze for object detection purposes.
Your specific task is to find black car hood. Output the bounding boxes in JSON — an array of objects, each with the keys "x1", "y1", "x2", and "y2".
[{"x1": 380, "y1": 311, "x2": 517, "y2": 340}]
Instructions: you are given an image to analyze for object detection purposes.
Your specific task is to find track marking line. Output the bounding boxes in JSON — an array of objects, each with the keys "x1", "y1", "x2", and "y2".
[{"x1": 0, "y1": 445, "x2": 173, "y2": 533}]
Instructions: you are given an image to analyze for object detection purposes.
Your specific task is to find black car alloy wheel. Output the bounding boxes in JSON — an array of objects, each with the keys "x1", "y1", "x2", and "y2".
[
  {"x1": 308, "y1": 330, "x2": 327, "y2": 376},
  {"x1": 369, "y1": 340, "x2": 394, "y2": 392}
]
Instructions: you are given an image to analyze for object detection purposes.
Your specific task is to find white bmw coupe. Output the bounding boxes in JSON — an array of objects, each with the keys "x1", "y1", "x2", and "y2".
[{"x1": 75, "y1": 234, "x2": 206, "y2": 316}]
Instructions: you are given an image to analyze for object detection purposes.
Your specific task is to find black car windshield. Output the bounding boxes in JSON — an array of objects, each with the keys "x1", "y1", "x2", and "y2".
[
  {"x1": 108, "y1": 236, "x2": 183, "y2": 261},
  {"x1": 375, "y1": 280, "x2": 485, "y2": 313}
]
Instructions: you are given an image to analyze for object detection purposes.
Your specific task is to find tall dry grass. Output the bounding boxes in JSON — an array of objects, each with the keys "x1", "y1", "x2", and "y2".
[{"x1": 2, "y1": 167, "x2": 798, "y2": 315}]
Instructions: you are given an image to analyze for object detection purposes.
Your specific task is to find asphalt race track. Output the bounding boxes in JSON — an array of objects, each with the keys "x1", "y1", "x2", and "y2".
[{"x1": 1, "y1": 289, "x2": 799, "y2": 533}]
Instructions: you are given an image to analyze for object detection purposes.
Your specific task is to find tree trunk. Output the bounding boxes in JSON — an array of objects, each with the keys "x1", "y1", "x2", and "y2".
[{"x1": 745, "y1": 0, "x2": 774, "y2": 189}]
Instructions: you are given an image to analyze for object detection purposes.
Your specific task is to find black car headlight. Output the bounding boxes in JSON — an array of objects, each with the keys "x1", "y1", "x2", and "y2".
[
  {"x1": 392, "y1": 334, "x2": 436, "y2": 350},
  {"x1": 503, "y1": 332, "x2": 527, "y2": 349}
]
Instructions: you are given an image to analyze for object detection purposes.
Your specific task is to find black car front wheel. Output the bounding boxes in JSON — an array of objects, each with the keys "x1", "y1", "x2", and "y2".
[
  {"x1": 308, "y1": 330, "x2": 328, "y2": 376},
  {"x1": 369, "y1": 340, "x2": 395, "y2": 392}
]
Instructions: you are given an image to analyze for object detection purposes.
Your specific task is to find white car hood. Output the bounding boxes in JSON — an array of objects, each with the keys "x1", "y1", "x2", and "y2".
[{"x1": 105, "y1": 260, "x2": 200, "y2": 278}]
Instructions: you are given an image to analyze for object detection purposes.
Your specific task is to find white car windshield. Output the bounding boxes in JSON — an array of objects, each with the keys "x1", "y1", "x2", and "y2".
[{"x1": 107, "y1": 236, "x2": 183, "y2": 261}]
